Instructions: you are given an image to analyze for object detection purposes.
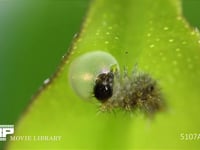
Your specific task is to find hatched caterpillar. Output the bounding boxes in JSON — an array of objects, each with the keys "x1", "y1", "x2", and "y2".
[{"x1": 98, "y1": 66, "x2": 165, "y2": 116}]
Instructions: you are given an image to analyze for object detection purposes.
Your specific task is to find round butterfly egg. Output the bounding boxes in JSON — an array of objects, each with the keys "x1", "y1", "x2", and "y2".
[{"x1": 68, "y1": 51, "x2": 119, "y2": 101}]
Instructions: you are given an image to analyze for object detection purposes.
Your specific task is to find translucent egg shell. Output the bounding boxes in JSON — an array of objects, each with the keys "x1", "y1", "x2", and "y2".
[{"x1": 68, "y1": 51, "x2": 119, "y2": 100}]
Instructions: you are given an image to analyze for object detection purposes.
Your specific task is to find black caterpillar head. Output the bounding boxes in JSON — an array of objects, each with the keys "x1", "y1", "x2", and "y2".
[{"x1": 93, "y1": 72, "x2": 114, "y2": 102}]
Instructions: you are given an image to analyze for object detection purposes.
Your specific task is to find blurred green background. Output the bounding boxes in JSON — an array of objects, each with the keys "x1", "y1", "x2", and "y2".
[{"x1": 0, "y1": 0, "x2": 199, "y2": 149}]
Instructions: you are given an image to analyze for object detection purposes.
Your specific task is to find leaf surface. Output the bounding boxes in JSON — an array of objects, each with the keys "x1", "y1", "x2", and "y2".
[{"x1": 7, "y1": 0, "x2": 200, "y2": 149}]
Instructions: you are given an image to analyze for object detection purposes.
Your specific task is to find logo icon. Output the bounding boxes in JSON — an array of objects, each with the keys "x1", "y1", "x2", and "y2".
[{"x1": 0, "y1": 125, "x2": 14, "y2": 141}]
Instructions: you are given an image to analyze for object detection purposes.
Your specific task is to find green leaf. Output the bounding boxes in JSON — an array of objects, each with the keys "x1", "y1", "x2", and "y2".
[{"x1": 7, "y1": 0, "x2": 200, "y2": 149}]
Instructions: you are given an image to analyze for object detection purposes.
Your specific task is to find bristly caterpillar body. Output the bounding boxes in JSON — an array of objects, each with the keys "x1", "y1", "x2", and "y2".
[{"x1": 96, "y1": 67, "x2": 165, "y2": 117}]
